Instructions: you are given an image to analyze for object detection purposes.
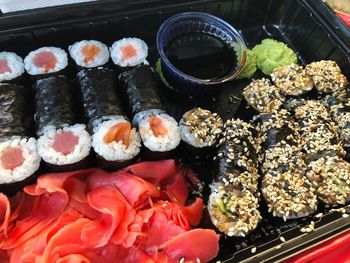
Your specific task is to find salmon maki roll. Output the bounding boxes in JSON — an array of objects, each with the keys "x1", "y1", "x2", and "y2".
[
  {"x1": 110, "y1": 37, "x2": 148, "y2": 72},
  {"x1": 77, "y1": 68, "x2": 141, "y2": 170},
  {"x1": 120, "y1": 65, "x2": 180, "y2": 160},
  {"x1": 69, "y1": 40, "x2": 109, "y2": 69}
]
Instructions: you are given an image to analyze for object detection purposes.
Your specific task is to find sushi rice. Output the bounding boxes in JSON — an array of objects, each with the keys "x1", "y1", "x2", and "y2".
[
  {"x1": 69, "y1": 40, "x2": 109, "y2": 68},
  {"x1": 24, "y1": 47, "x2": 68, "y2": 75},
  {"x1": 92, "y1": 117, "x2": 141, "y2": 161},
  {"x1": 37, "y1": 124, "x2": 91, "y2": 165},
  {"x1": 138, "y1": 113, "x2": 181, "y2": 152},
  {"x1": 110, "y1": 38, "x2": 148, "y2": 67},
  {"x1": 0, "y1": 52, "x2": 24, "y2": 82},
  {"x1": 0, "y1": 136, "x2": 40, "y2": 184}
]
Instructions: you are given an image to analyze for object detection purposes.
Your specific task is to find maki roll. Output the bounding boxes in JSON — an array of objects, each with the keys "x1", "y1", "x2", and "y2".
[
  {"x1": 77, "y1": 67, "x2": 141, "y2": 170},
  {"x1": 322, "y1": 96, "x2": 350, "y2": 157},
  {"x1": 293, "y1": 100, "x2": 350, "y2": 205},
  {"x1": 110, "y1": 38, "x2": 148, "y2": 72},
  {"x1": 255, "y1": 110, "x2": 318, "y2": 220},
  {"x1": 208, "y1": 119, "x2": 261, "y2": 237},
  {"x1": 294, "y1": 100, "x2": 344, "y2": 163},
  {"x1": 305, "y1": 60, "x2": 348, "y2": 94},
  {"x1": 69, "y1": 40, "x2": 109, "y2": 69},
  {"x1": 0, "y1": 52, "x2": 25, "y2": 84},
  {"x1": 34, "y1": 76, "x2": 91, "y2": 172},
  {"x1": 119, "y1": 65, "x2": 180, "y2": 160},
  {"x1": 271, "y1": 63, "x2": 313, "y2": 96},
  {"x1": 306, "y1": 156, "x2": 350, "y2": 205},
  {"x1": 243, "y1": 78, "x2": 285, "y2": 113},
  {"x1": 0, "y1": 83, "x2": 40, "y2": 194},
  {"x1": 179, "y1": 108, "x2": 223, "y2": 161},
  {"x1": 24, "y1": 47, "x2": 68, "y2": 79}
]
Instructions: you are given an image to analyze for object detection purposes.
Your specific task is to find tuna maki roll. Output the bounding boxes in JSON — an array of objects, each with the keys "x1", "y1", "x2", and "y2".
[
  {"x1": 24, "y1": 47, "x2": 68, "y2": 78},
  {"x1": 110, "y1": 38, "x2": 148, "y2": 72},
  {"x1": 208, "y1": 119, "x2": 261, "y2": 237},
  {"x1": 69, "y1": 40, "x2": 109, "y2": 69},
  {"x1": 179, "y1": 108, "x2": 223, "y2": 161},
  {"x1": 119, "y1": 65, "x2": 180, "y2": 160},
  {"x1": 255, "y1": 110, "x2": 318, "y2": 220},
  {"x1": 0, "y1": 52, "x2": 25, "y2": 83},
  {"x1": 243, "y1": 78, "x2": 285, "y2": 113},
  {"x1": 305, "y1": 60, "x2": 348, "y2": 94},
  {"x1": 34, "y1": 76, "x2": 91, "y2": 171},
  {"x1": 77, "y1": 67, "x2": 141, "y2": 170},
  {"x1": 0, "y1": 83, "x2": 40, "y2": 194},
  {"x1": 271, "y1": 63, "x2": 313, "y2": 96}
]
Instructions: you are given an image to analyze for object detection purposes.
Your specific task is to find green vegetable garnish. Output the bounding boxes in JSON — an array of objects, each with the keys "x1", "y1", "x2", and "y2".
[
  {"x1": 216, "y1": 199, "x2": 232, "y2": 218},
  {"x1": 237, "y1": 49, "x2": 257, "y2": 79},
  {"x1": 252, "y1": 38, "x2": 298, "y2": 75},
  {"x1": 155, "y1": 58, "x2": 174, "y2": 90}
]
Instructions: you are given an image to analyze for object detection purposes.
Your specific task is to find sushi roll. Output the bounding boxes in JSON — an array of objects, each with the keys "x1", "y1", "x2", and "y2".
[
  {"x1": 0, "y1": 83, "x2": 40, "y2": 194},
  {"x1": 69, "y1": 40, "x2": 109, "y2": 69},
  {"x1": 77, "y1": 67, "x2": 141, "y2": 170},
  {"x1": 306, "y1": 156, "x2": 350, "y2": 205},
  {"x1": 24, "y1": 47, "x2": 68, "y2": 79},
  {"x1": 0, "y1": 52, "x2": 25, "y2": 84},
  {"x1": 119, "y1": 65, "x2": 180, "y2": 160},
  {"x1": 179, "y1": 108, "x2": 223, "y2": 161},
  {"x1": 293, "y1": 100, "x2": 350, "y2": 205},
  {"x1": 271, "y1": 63, "x2": 313, "y2": 96},
  {"x1": 110, "y1": 38, "x2": 148, "y2": 72},
  {"x1": 294, "y1": 100, "x2": 345, "y2": 163},
  {"x1": 34, "y1": 76, "x2": 91, "y2": 172},
  {"x1": 243, "y1": 78, "x2": 285, "y2": 113},
  {"x1": 208, "y1": 119, "x2": 261, "y2": 237},
  {"x1": 208, "y1": 184, "x2": 260, "y2": 237},
  {"x1": 255, "y1": 110, "x2": 318, "y2": 220},
  {"x1": 305, "y1": 60, "x2": 348, "y2": 94}
]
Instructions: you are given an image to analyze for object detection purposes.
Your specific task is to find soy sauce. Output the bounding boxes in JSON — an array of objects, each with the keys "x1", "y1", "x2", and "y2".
[{"x1": 165, "y1": 32, "x2": 237, "y2": 80}]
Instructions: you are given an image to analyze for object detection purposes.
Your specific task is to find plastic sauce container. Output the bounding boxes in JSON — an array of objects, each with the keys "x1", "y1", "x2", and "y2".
[{"x1": 156, "y1": 12, "x2": 247, "y2": 97}]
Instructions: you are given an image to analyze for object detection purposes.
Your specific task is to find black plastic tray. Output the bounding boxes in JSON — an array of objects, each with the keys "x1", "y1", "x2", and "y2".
[{"x1": 0, "y1": 0, "x2": 350, "y2": 262}]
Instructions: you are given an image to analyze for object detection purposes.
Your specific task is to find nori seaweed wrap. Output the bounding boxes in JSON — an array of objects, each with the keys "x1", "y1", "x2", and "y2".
[
  {"x1": 208, "y1": 119, "x2": 261, "y2": 237},
  {"x1": 119, "y1": 65, "x2": 180, "y2": 160},
  {"x1": 76, "y1": 68, "x2": 140, "y2": 170},
  {"x1": 0, "y1": 83, "x2": 30, "y2": 139},
  {"x1": 255, "y1": 109, "x2": 318, "y2": 220},
  {"x1": 34, "y1": 75, "x2": 91, "y2": 171},
  {"x1": 77, "y1": 68, "x2": 125, "y2": 129}
]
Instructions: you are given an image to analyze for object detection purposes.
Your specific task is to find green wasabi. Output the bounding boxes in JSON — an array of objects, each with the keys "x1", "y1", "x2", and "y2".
[
  {"x1": 155, "y1": 58, "x2": 174, "y2": 90},
  {"x1": 237, "y1": 49, "x2": 257, "y2": 79},
  {"x1": 252, "y1": 39, "x2": 298, "y2": 75}
]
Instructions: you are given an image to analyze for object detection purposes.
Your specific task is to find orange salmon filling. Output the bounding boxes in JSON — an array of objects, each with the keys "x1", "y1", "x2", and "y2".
[
  {"x1": 33, "y1": 51, "x2": 57, "y2": 73},
  {"x1": 149, "y1": 116, "x2": 168, "y2": 137},
  {"x1": 120, "y1": 44, "x2": 137, "y2": 61},
  {"x1": 52, "y1": 131, "x2": 79, "y2": 155},
  {"x1": 81, "y1": 44, "x2": 101, "y2": 63},
  {"x1": 0, "y1": 147, "x2": 24, "y2": 170},
  {"x1": 103, "y1": 122, "x2": 132, "y2": 147}
]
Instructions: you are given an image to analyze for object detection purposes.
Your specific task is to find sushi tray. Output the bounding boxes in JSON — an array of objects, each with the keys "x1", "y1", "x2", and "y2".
[{"x1": 0, "y1": 0, "x2": 350, "y2": 262}]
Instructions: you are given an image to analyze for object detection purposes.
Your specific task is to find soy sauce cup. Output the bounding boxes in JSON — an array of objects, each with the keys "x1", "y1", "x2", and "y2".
[{"x1": 156, "y1": 12, "x2": 247, "y2": 97}]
